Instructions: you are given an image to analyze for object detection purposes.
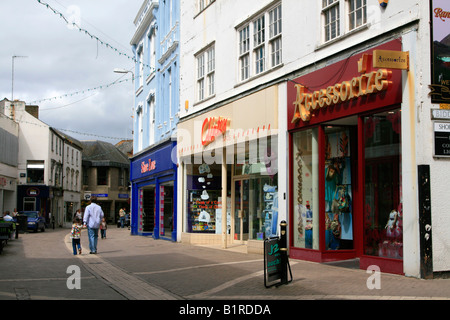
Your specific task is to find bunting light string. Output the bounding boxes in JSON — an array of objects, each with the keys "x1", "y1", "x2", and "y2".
[
  {"x1": 35, "y1": 0, "x2": 156, "y2": 72},
  {"x1": 57, "y1": 128, "x2": 130, "y2": 141},
  {"x1": 0, "y1": 112, "x2": 131, "y2": 141},
  {"x1": 28, "y1": 76, "x2": 133, "y2": 104}
]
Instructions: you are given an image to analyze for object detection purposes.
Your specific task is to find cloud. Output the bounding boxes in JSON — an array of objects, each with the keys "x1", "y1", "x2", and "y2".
[{"x1": 0, "y1": 0, "x2": 141, "y2": 144}]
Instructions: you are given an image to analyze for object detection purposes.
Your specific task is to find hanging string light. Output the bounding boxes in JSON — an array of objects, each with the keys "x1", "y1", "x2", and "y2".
[{"x1": 35, "y1": 0, "x2": 156, "y2": 71}]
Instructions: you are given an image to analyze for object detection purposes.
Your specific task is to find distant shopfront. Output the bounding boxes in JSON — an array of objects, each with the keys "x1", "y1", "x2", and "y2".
[
  {"x1": 177, "y1": 86, "x2": 280, "y2": 253},
  {"x1": 287, "y1": 39, "x2": 406, "y2": 274},
  {"x1": 130, "y1": 138, "x2": 177, "y2": 240}
]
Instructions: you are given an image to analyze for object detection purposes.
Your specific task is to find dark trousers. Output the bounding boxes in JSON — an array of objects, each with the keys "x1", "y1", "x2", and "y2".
[{"x1": 72, "y1": 238, "x2": 81, "y2": 255}]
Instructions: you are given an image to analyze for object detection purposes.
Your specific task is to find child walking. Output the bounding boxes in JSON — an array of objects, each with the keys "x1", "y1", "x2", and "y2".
[
  {"x1": 71, "y1": 218, "x2": 83, "y2": 255},
  {"x1": 100, "y1": 217, "x2": 107, "y2": 239}
]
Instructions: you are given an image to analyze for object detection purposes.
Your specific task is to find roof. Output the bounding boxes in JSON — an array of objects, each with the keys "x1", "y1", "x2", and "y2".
[{"x1": 81, "y1": 140, "x2": 130, "y2": 168}]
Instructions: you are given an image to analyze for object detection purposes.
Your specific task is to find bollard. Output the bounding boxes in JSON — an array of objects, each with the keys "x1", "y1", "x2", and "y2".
[{"x1": 279, "y1": 221, "x2": 288, "y2": 285}]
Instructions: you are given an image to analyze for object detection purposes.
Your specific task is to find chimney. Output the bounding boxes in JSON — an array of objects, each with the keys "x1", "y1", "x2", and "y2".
[{"x1": 25, "y1": 104, "x2": 39, "y2": 119}]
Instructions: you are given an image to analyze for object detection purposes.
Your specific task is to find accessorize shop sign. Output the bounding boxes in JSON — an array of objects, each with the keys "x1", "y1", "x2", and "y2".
[
  {"x1": 287, "y1": 39, "x2": 403, "y2": 130},
  {"x1": 291, "y1": 68, "x2": 390, "y2": 123}
]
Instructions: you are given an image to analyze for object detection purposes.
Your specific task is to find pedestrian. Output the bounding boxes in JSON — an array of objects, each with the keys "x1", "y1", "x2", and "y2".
[
  {"x1": 119, "y1": 208, "x2": 126, "y2": 228},
  {"x1": 83, "y1": 196, "x2": 104, "y2": 254},
  {"x1": 100, "y1": 217, "x2": 107, "y2": 239},
  {"x1": 70, "y1": 218, "x2": 84, "y2": 255},
  {"x1": 2, "y1": 211, "x2": 13, "y2": 221},
  {"x1": 74, "y1": 209, "x2": 82, "y2": 220}
]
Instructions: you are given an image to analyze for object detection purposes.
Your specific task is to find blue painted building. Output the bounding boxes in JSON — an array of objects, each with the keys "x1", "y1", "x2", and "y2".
[{"x1": 129, "y1": 0, "x2": 179, "y2": 239}]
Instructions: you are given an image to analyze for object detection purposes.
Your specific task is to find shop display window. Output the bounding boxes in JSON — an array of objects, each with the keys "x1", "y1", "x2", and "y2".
[
  {"x1": 363, "y1": 109, "x2": 402, "y2": 259},
  {"x1": 324, "y1": 126, "x2": 353, "y2": 250},
  {"x1": 292, "y1": 128, "x2": 319, "y2": 249},
  {"x1": 186, "y1": 162, "x2": 223, "y2": 233}
]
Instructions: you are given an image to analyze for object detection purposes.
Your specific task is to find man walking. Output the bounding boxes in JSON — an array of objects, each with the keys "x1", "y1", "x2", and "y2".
[{"x1": 83, "y1": 196, "x2": 104, "y2": 254}]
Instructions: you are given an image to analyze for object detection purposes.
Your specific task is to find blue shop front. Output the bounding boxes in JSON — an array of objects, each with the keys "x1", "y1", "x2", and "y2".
[{"x1": 130, "y1": 138, "x2": 177, "y2": 240}]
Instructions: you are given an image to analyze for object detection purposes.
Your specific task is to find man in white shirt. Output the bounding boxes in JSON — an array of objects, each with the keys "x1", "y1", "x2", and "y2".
[{"x1": 83, "y1": 196, "x2": 104, "y2": 254}]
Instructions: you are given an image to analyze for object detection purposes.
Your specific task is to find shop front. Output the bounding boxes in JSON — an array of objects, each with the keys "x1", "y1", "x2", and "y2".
[
  {"x1": 17, "y1": 185, "x2": 51, "y2": 220},
  {"x1": 177, "y1": 86, "x2": 281, "y2": 253},
  {"x1": 130, "y1": 138, "x2": 177, "y2": 240},
  {"x1": 287, "y1": 39, "x2": 406, "y2": 274}
]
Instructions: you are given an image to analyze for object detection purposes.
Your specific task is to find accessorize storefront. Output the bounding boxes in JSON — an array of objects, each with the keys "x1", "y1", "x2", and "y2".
[
  {"x1": 130, "y1": 138, "x2": 177, "y2": 240},
  {"x1": 177, "y1": 86, "x2": 280, "y2": 253},
  {"x1": 287, "y1": 39, "x2": 406, "y2": 274}
]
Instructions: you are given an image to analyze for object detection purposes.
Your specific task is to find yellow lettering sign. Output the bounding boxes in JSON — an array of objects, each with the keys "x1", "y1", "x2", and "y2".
[{"x1": 292, "y1": 69, "x2": 390, "y2": 124}]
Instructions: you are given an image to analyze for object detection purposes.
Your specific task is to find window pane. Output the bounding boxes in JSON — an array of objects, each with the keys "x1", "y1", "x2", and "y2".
[
  {"x1": 240, "y1": 54, "x2": 249, "y2": 81},
  {"x1": 208, "y1": 73, "x2": 215, "y2": 96},
  {"x1": 324, "y1": 3, "x2": 340, "y2": 41},
  {"x1": 197, "y1": 55, "x2": 204, "y2": 79},
  {"x1": 253, "y1": 16, "x2": 265, "y2": 46},
  {"x1": 271, "y1": 37, "x2": 282, "y2": 67},
  {"x1": 239, "y1": 26, "x2": 249, "y2": 55},
  {"x1": 324, "y1": 127, "x2": 353, "y2": 250},
  {"x1": 364, "y1": 109, "x2": 402, "y2": 259},
  {"x1": 198, "y1": 78, "x2": 204, "y2": 100},
  {"x1": 255, "y1": 46, "x2": 265, "y2": 74},
  {"x1": 349, "y1": 0, "x2": 366, "y2": 30},
  {"x1": 293, "y1": 129, "x2": 319, "y2": 249}
]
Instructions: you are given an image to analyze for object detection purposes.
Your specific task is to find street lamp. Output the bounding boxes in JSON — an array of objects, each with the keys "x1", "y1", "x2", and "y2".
[
  {"x1": 12, "y1": 55, "x2": 28, "y2": 101},
  {"x1": 114, "y1": 68, "x2": 134, "y2": 81},
  {"x1": 114, "y1": 67, "x2": 135, "y2": 231}
]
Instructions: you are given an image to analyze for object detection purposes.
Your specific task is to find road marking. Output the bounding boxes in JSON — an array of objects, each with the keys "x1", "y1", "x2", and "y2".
[
  {"x1": 133, "y1": 259, "x2": 263, "y2": 275},
  {"x1": 64, "y1": 233, "x2": 180, "y2": 300}
]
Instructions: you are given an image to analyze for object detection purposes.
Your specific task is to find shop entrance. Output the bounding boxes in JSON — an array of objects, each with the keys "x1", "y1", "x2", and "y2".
[
  {"x1": 233, "y1": 176, "x2": 278, "y2": 243},
  {"x1": 323, "y1": 125, "x2": 355, "y2": 251},
  {"x1": 142, "y1": 186, "x2": 155, "y2": 233}
]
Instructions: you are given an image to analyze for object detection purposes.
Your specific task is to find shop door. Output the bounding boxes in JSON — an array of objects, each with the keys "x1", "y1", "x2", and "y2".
[
  {"x1": 233, "y1": 177, "x2": 278, "y2": 242},
  {"x1": 234, "y1": 179, "x2": 249, "y2": 242},
  {"x1": 324, "y1": 126, "x2": 354, "y2": 251}
]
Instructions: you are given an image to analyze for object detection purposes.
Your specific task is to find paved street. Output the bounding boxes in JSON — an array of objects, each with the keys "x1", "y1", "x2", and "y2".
[{"x1": 1, "y1": 226, "x2": 449, "y2": 316}]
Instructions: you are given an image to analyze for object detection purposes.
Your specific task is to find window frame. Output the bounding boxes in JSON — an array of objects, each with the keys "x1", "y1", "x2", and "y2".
[
  {"x1": 321, "y1": 0, "x2": 367, "y2": 44},
  {"x1": 196, "y1": 44, "x2": 215, "y2": 103},
  {"x1": 236, "y1": 2, "x2": 282, "y2": 83}
]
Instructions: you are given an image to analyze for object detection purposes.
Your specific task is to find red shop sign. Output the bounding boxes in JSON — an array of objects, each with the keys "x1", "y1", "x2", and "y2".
[{"x1": 287, "y1": 39, "x2": 403, "y2": 130}]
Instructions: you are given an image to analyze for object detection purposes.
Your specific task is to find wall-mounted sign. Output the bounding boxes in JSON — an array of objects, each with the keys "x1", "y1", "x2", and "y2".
[
  {"x1": 434, "y1": 121, "x2": 450, "y2": 157},
  {"x1": 141, "y1": 158, "x2": 156, "y2": 174},
  {"x1": 287, "y1": 39, "x2": 403, "y2": 130},
  {"x1": 431, "y1": 108, "x2": 450, "y2": 120},
  {"x1": 84, "y1": 192, "x2": 91, "y2": 201},
  {"x1": 373, "y1": 50, "x2": 409, "y2": 70},
  {"x1": 27, "y1": 187, "x2": 40, "y2": 197},
  {"x1": 93, "y1": 193, "x2": 108, "y2": 198},
  {"x1": 201, "y1": 116, "x2": 230, "y2": 146},
  {"x1": 291, "y1": 66, "x2": 390, "y2": 123}
]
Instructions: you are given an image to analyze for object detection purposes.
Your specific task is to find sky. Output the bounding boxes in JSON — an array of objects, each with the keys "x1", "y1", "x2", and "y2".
[{"x1": 0, "y1": 0, "x2": 143, "y2": 145}]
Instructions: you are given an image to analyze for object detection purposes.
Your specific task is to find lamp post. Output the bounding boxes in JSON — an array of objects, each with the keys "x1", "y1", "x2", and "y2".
[
  {"x1": 114, "y1": 68, "x2": 135, "y2": 233},
  {"x1": 12, "y1": 55, "x2": 28, "y2": 101},
  {"x1": 113, "y1": 68, "x2": 135, "y2": 130}
]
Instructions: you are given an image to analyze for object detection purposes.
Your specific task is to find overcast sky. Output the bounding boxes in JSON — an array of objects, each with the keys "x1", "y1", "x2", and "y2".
[{"x1": 0, "y1": 0, "x2": 143, "y2": 145}]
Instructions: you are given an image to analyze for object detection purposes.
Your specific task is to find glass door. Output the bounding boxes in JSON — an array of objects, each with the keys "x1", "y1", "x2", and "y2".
[
  {"x1": 234, "y1": 179, "x2": 249, "y2": 242},
  {"x1": 233, "y1": 177, "x2": 278, "y2": 242},
  {"x1": 324, "y1": 126, "x2": 354, "y2": 250}
]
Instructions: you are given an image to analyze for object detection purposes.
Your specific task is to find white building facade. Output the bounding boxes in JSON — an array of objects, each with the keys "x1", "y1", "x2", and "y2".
[
  {"x1": 0, "y1": 103, "x2": 19, "y2": 215},
  {"x1": 178, "y1": 0, "x2": 449, "y2": 278},
  {"x1": 0, "y1": 98, "x2": 82, "y2": 228}
]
